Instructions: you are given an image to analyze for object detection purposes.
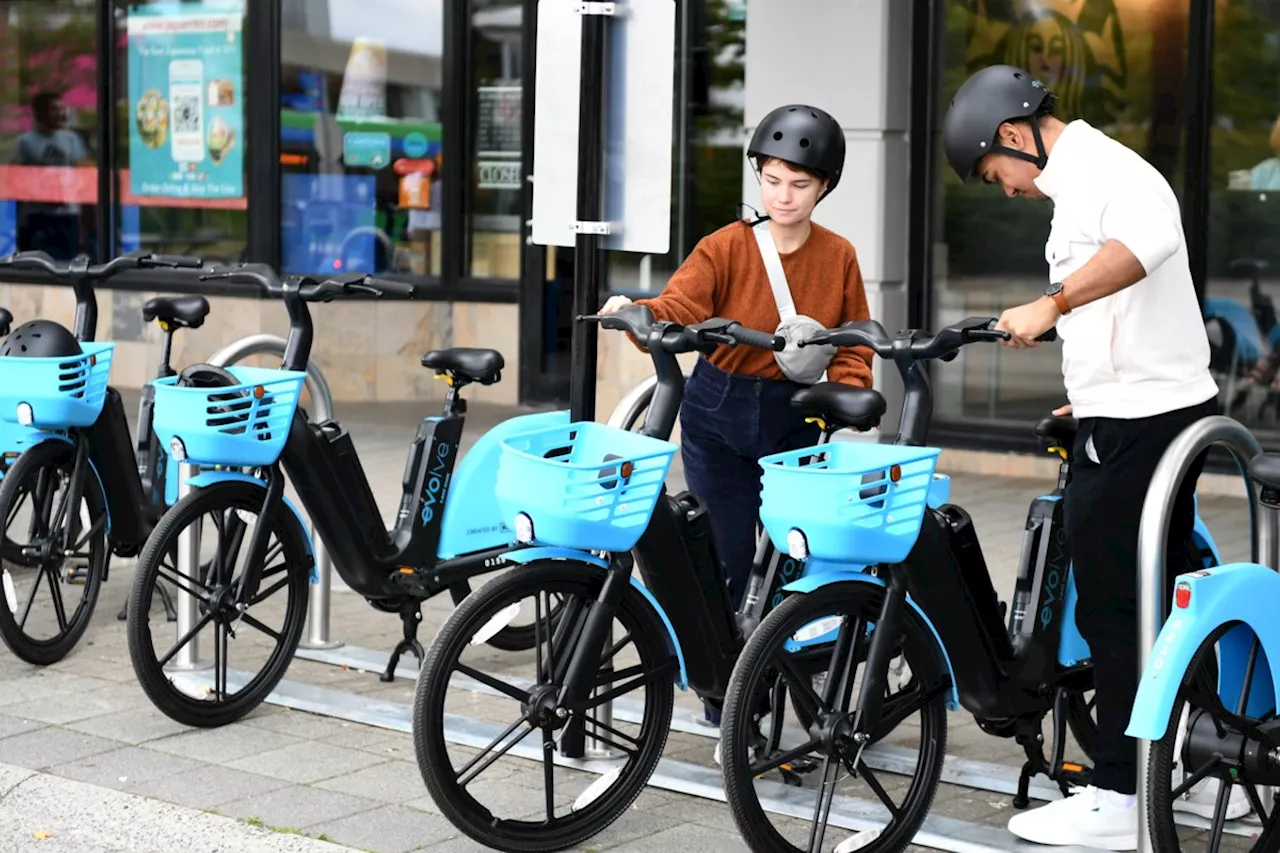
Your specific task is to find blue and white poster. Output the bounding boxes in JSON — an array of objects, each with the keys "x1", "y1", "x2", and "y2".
[{"x1": 126, "y1": 4, "x2": 245, "y2": 199}]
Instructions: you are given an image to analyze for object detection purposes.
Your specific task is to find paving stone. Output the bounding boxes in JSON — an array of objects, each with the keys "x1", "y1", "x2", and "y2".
[
  {"x1": 0, "y1": 728, "x2": 120, "y2": 771},
  {"x1": 313, "y1": 759, "x2": 426, "y2": 804},
  {"x1": 146, "y1": 723, "x2": 305, "y2": 764},
  {"x1": 225, "y1": 740, "x2": 390, "y2": 784},
  {"x1": 307, "y1": 804, "x2": 455, "y2": 853},
  {"x1": 63, "y1": 707, "x2": 191, "y2": 745},
  {"x1": 125, "y1": 762, "x2": 292, "y2": 810},
  {"x1": 597, "y1": 821, "x2": 746, "y2": 852},
  {"x1": 218, "y1": 783, "x2": 380, "y2": 829},
  {"x1": 0, "y1": 712, "x2": 47, "y2": 741},
  {"x1": 48, "y1": 745, "x2": 205, "y2": 791},
  {"x1": 3, "y1": 683, "x2": 146, "y2": 726}
]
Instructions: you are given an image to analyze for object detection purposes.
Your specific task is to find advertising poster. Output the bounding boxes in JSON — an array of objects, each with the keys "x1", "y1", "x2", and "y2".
[{"x1": 126, "y1": 4, "x2": 245, "y2": 199}]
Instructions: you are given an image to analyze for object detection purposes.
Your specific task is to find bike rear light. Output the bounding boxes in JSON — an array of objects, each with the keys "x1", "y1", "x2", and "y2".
[
  {"x1": 514, "y1": 512, "x2": 534, "y2": 544},
  {"x1": 786, "y1": 528, "x2": 808, "y2": 560},
  {"x1": 1175, "y1": 582, "x2": 1191, "y2": 609},
  {"x1": 15, "y1": 403, "x2": 32, "y2": 426}
]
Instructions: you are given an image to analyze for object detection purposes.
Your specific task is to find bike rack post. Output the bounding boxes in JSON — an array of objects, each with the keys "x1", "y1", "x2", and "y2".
[
  {"x1": 206, "y1": 333, "x2": 342, "y2": 651},
  {"x1": 1135, "y1": 414, "x2": 1263, "y2": 853},
  {"x1": 169, "y1": 461, "x2": 210, "y2": 672}
]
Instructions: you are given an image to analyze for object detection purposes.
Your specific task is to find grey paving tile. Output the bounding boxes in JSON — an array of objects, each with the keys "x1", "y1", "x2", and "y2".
[
  {"x1": 146, "y1": 722, "x2": 305, "y2": 764},
  {"x1": 0, "y1": 712, "x2": 46, "y2": 741},
  {"x1": 0, "y1": 727, "x2": 120, "y2": 771},
  {"x1": 313, "y1": 759, "x2": 425, "y2": 804},
  {"x1": 225, "y1": 740, "x2": 390, "y2": 784},
  {"x1": 240, "y1": 707, "x2": 367, "y2": 740},
  {"x1": 63, "y1": 706, "x2": 192, "y2": 745},
  {"x1": 218, "y1": 783, "x2": 381, "y2": 829},
  {"x1": 307, "y1": 804, "x2": 455, "y2": 853},
  {"x1": 3, "y1": 682, "x2": 145, "y2": 725},
  {"x1": 126, "y1": 762, "x2": 292, "y2": 810},
  {"x1": 597, "y1": 821, "x2": 745, "y2": 852},
  {"x1": 47, "y1": 745, "x2": 205, "y2": 791}
]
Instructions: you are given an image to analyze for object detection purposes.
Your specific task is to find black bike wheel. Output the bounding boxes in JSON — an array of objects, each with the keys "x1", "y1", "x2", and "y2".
[
  {"x1": 0, "y1": 439, "x2": 108, "y2": 665},
  {"x1": 721, "y1": 581, "x2": 949, "y2": 853},
  {"x1": 413, "y1": 561, "x2": 675, "y2": 852},
  {"x1": 127, "y1": 480, "x2": 310, "y2": 727},
  {"x1": 1148, "y1": 625, "x2": 1272, "y2": 852},
  {"x1": 1065, "y1": 688, "x2": 1097, "y2": 758}
]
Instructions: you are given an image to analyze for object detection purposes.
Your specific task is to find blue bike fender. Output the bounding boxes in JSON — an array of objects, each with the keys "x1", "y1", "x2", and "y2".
[
  {"x1": 184, "y1": 471, "x2": 315, "y2": 562},
  {"x1": 782, "y1": 563, "x2": 960, "y2": 711},
  {"x1": 1126, "y1": 562, "x2": 1280, "y2": 741},
  {"x1": 7, "y1": 434, "x2": 112, "y2": 534},
  {"x1": 501, "y1": 546, "x2": 689, "y2": 691}
]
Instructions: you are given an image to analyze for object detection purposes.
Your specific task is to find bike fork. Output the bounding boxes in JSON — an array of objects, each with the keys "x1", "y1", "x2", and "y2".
[
  {"x1": 232, "y1": 465, "x2": 285, "y2": 607},
  {"x1": 850, "y1": 567, "x2": 909, "y2": 738},
  {"x1": 556, "y1": 559, "x2": 630, "y2": 759}
]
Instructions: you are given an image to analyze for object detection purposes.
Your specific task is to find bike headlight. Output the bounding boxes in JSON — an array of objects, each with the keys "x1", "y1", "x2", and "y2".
[
  {"x1": 786, "y1": 528, "x2": 808, "y2": 560},
  {"x1": 15, "y1": 403, "x2": 32, "y2": 426},
  {"x1": 169, "y1": 436, "x2": 187, "y2": 462},
  {"x1": 514, "y1": 512, "x2": 534, "y2": 544}
]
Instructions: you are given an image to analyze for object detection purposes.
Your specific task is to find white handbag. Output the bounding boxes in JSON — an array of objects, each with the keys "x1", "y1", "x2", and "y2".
[{"x1": 752, "y1": 220, "x2": 836, "y2": 385}]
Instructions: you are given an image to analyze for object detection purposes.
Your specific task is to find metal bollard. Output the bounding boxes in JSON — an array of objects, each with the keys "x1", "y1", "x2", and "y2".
[
  {"x1": 206, "y1": 334, "x2": 342, "y2": 651},
  {"x1": 1134, "y1": 415, "x2": 1262, "y2": 853},
  {"x1": 169, "y1": 461, "x2": 210, "y2": 671}
]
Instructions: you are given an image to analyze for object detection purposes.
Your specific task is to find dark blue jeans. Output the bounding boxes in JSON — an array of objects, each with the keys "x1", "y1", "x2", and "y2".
[{"x1": 679, "y1": 357, "x2": 821, "y2": 610}]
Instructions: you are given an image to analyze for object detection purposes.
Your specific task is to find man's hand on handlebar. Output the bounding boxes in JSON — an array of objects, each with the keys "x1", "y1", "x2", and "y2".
[{"x1": 995, "y1": 296, "x2": 1062, "y2": 349}]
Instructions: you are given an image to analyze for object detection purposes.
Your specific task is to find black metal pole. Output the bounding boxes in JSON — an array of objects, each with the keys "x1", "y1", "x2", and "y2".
[
  {"x1": 1183, "y1": 0, "x2": 1214, "y2": 301},
  {"x1": 568, "y1": 10, "x2": 609, "y2": 424},
  {"x1": 560, "y1": 6, "x2": 610, "y2": 759},
  {"x1": 96, "y1": 0, "x2": 115, "y2": 263}
]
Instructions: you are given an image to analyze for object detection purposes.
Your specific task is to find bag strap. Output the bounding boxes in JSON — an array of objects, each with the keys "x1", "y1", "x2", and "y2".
[{"x1": 752, "y1": 220, "x2": 797, "y2": 322}]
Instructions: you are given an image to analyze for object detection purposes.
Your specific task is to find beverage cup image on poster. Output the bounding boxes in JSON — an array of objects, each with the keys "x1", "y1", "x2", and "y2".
[{"x1": 127, "y1": 9, "x2": 244, "y2": 199}]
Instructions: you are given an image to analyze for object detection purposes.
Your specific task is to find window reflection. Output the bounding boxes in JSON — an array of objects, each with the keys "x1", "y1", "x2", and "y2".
[{"x1": 279, "y1": 0, "x2": 443, "y2": 277}]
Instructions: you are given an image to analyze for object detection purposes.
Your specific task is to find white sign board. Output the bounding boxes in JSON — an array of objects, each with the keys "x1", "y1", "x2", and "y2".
[{"x1": 531, "y1": 0, "x2": 676, "y2": 254}]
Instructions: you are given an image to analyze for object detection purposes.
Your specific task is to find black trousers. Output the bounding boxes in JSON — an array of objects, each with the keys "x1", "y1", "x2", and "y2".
[
  {"x1": 1063, "y1": 395, "x2": 1218, "y2": 794},
  {"x1": 678, "y1": 358, "x2": 820, "y2": 608}
]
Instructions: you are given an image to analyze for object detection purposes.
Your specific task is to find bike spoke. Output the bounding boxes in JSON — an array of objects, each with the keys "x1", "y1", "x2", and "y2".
[
  {"x1": 581, "y1": 659, "x2": 676, "y2": 710},
  {"x1": 213, "y1": 621, "x2": 225, "y2": 701},
  {"x1": 454, "y1": 663, "x2": 531, "y2": 703},
  {"x1": 542, "y1": 726, "x2": 557, "y2": 821},
  {"x1": 239, "y1": 612, "x2": 281, "y2": 642},
  {"x1": 154, "y1": 564, "x2": 212, "y2": 600},
  {"x1": 1206, "y1": 777, "x2": 1232, "y2": 853},
  {"x1": 856, "y1": 759, "x2": 900, "y2": 819},
  {"x1": 1242, "y1": 780, "x2": 1269, "y2": 823},
  {"x1": 45, "y1": 567, "x2": 68, "y2": 631},
  {"x1": 248, "y1": 574, "x2": 290, "y2": 607},
  {"x1": 593, "y1": 662, "x2": 645, "y2": 688},
  {"x1": 71, "y1": 515, "x2": 105, "y2": 552},
  {"x1": 807, "y1": 753, "x2": 841, "y2": 853},
  {"x1": 456, "y1": 713, "x2": 536, "y2": 787},
  {"x1": 157, "y1": 611, "x2": 215, "y2": 668},
  {"x1": 16, "y1": 567, "x2": 43, "y2": 629},
  {"x1": 774, "y1": 652, "x2": 826, "y2": 722},
  {"x1": 567, "y1": 711, "x2": 640, "y2": 757},
  {"x1": 1170, "y1": 756, "x2": 1222, "y2": 800},
  {"x1": 600, "y1": 631, "x2": 633, "y2": 667}
]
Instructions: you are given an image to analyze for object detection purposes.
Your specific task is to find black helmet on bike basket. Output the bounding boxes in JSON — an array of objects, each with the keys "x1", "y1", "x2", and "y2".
[
  {"x1": 0, "y1": 319, "x2": 81, "y2": 358},
  {"x1": 747, "y1": 104, "x2": 845, "y2": 200},
  {"x1": 942, "y1": 64, "x2": 1055, "y2": 183}
]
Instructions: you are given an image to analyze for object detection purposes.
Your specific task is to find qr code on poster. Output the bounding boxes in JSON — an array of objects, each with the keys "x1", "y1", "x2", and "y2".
[{"x1": 172, "y1": 94, "x2": 200, "y2": 134}]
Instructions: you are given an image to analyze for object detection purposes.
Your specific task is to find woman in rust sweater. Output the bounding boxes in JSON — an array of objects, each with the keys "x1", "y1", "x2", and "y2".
[{"x1": 602, "y1": 105, "x2": 874, "y2": 725}]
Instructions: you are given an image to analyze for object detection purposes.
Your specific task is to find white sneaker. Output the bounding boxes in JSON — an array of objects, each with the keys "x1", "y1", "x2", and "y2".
[
  {"x1": 1007, "y1": 786, "x2": 1137, "y2": 851},
  {"x1": 712, "y1": 738, "x2": 755, "y2": 767},
  {"x1": 1171, "y1": 773, "x2": 1252, "y2": 820}
]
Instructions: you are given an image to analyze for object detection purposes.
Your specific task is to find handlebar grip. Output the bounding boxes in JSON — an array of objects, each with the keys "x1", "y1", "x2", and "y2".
[
  {"x1": 361, "y1": 276, "x2": 417, "y2": 298},
  {"x1": 729, "y1": 324, "x2": 785, "y2": 352},
  {"x1": 146, "y1": 254, "x2": 204, "y2": 269},
  {"x1": 1037, "y1": 328, "x2": 1058, "y2": 343}
]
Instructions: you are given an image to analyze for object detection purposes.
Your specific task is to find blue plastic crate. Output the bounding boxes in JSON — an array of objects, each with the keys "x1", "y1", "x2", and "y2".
[
  {"x1": 151, "y1": 366, "x2": 307, "y2": 468},
  {"x1": 495, "y1": 420, "x2": 678, "y2": 553},
  {"x1": 759, "y1": 441, "x2": 942, "y2": 565},
  {"x1": 0, "y1": 342, "x2": 114, "y2": 429}
]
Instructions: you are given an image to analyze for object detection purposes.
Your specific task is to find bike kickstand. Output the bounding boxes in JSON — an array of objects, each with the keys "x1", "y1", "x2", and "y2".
[
  {"x1": 1013, "y1": 759, "x2": 1035, "y2": 809},
  {"x1": 381, "y1": 603, "x2": 425, "y2": 683},
  {"x1": 116, "y1": 580, "x2": 178, "y2": 622}
]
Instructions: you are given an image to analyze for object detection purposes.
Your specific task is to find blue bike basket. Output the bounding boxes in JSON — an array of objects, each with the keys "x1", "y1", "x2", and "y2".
[
  {"x1": 150, "y1": 366, "x2": 307, "y2": 468},
  {"x1": 495, "y1": 421, "x2": 678, "y2": 553},
  {"x1": 759, "y1": 442, "x2": 943, "y2": 565},
  {"x1": 0, "y1": 342, "x2": 114, "y2": 429}
]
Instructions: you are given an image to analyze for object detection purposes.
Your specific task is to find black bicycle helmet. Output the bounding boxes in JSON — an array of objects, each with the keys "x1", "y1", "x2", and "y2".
[
  {"x1": 942, "y1": 64, "x2": 1054, "y2": 183},
  {"x1": 747, "y1": 104, "x2": 845, "y2": 199},
  {"x1": 0, "y1": 319, "x2": 81, "y2": 358}
]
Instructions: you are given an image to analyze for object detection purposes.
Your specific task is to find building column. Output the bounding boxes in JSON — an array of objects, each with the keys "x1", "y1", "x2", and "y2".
[{"x1": 741, "y1": 0, "x2": 912, "y2": 434}]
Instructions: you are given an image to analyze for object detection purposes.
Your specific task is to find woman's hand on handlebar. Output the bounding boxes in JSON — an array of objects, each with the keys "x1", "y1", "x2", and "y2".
[
  {"x1": 600, "y1": 294, "x2": 633, "y2": 314},
  {"x1": 995, "y1": 297, "x2": 1061, "y2": 349}
]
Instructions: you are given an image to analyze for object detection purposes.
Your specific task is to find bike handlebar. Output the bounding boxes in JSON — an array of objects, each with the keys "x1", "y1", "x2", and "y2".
[
  {"x1": 577, "y1": 304, "x2": 785, "y2": 355},
  {"x1": 0, "y1": 249, "x2": 204, "y2": 278},
  {"x1": 199, "y1": 264, "x2": 416, "y2": 301},
  {"x1": 800, "y1": 316, "x2": 1057, "y2": 362}
]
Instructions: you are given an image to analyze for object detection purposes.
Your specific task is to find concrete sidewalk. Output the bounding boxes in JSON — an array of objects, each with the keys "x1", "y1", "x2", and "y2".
[{"x1": 0, "y1": 396, "x2": 1255, "y2": 853}]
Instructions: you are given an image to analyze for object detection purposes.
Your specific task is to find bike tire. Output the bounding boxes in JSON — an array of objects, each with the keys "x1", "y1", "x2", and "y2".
[{"x1": 0, "y1": 439, "x2": 108, "y2": 665}]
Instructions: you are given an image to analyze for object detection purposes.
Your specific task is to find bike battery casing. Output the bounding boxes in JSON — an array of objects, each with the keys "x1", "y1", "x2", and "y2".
[{"x1": 632, "y1": 488, "x2": 739, "y2": 702}]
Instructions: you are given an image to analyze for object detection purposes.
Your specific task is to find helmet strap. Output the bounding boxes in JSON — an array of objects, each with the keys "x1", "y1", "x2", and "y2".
[{"x1": 994, "y1": 119, "x2": 1049, "y2": 170}]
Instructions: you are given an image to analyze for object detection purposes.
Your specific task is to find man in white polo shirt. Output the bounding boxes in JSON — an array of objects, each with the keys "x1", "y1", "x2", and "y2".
[{"x1": 942, "y1": 65, "x2": 1237, "y2": 850}]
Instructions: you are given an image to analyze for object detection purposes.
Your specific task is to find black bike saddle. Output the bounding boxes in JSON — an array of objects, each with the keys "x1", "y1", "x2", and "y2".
[{"x1": 790, "y1": 382, "x2": 887, "y2": 432}]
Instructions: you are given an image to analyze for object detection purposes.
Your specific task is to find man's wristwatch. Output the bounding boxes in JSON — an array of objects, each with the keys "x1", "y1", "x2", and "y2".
[{"x1": 1045, "y1": 281, "x2": 1071, "y2": 315}]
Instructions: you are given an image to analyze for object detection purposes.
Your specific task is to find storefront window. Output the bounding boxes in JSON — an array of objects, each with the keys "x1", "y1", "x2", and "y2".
[
  {"x1": 469, "y1": 0, "x2": 522, "y2": 280},
  {"x1": 932, "y1": 0, "x2": 1190, "y2": 423},
  {"x1": 279, "y1": 0, "x2": 443, "y2": 277},
  {"x1": 1, "y1": 0, "x2": 100, "y2": 261},
  {"x1": 116, "y1": 0, "x2": 248, "y2": 265},
  {"x1": 1203, "y1": 0, "x2": 1280, "y2": 438}
]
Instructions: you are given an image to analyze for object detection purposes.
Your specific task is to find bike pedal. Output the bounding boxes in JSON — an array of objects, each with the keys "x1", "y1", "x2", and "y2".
[
  {"x1": 777, "y1": 763, "x2": 804, "y2": 787},
  {"x1": 1053, "y1": 761, "x2": 1092, "y2": 787}
]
